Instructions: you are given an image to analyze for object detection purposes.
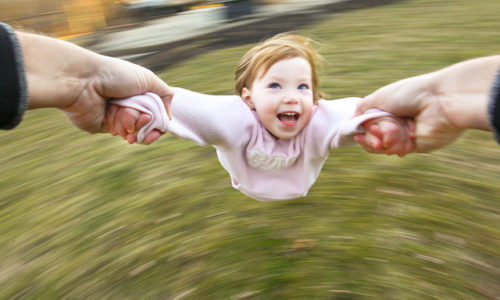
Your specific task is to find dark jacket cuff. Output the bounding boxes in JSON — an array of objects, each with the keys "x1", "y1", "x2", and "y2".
[
  {"x1": 0, "y1": 22, "x2": 28, "y2": 130},
  {"x1": 488, "y1": 68, "x2": 500, "y2": 144}
]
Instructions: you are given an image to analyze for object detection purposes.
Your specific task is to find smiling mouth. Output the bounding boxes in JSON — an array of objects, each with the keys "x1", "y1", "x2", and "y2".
[{"x1": 277, "y1": 112, "x2": 300, "y2": 126}]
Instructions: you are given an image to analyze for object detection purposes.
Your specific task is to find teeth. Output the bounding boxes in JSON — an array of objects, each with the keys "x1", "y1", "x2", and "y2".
[{"x1": 277, "y1": 112, "x2": 299, "y2": 123}]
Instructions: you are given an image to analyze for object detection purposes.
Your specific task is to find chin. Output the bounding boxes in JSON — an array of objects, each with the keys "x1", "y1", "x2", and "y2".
[{"x1": 275, "y1": 131, "x2": 299, "y2": 140}]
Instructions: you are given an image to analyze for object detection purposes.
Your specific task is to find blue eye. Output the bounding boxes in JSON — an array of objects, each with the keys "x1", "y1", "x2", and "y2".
[
  {"x1": 269, "y1": 83, "x2": 280, "y2": 89},
  {"x1": 298, "y1": 84, "x2": 309, "y2": 90}
]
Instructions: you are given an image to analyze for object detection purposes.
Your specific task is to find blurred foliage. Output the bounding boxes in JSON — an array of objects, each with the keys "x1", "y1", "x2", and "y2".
[{"x1": 1, "y1": 0, "x2": 500, "y2": 298}]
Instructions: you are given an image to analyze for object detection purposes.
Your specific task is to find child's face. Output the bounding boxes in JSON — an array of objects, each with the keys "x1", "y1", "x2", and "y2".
[{"x1": 242, "y1": 57, "x2": 314, "y2": 139}]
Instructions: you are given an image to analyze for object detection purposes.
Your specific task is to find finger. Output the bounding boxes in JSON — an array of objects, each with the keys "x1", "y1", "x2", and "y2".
[
  {"x1": 363, "y1": 123, "x2": 384, "y2": 151},
  {"x1": 357, "y1": 76, "x2": 425, "y2": 118},
  {"x1": 122, "y1": 108, "x2": 142, "y2": 134},
  {"x1": 366, "y1": 133, "x2": 383, "y2": 151},
  {"x1": 101, "y1": 107, "x2": 110, "y2": 134},
  {"x1": 401, "y1": 138, "x2": 416, "y2": 157},
  {"x1": 354, "y1": 133, "x2": 365, "y2": 145},
  {"x1": 110, "y1": 105, "x2": 120, "y2": 136},
  {"x1": 368, "y1": 123, "x2": 383, "y2": 140},
  {"x1": 385, "y1": 130, "x2": 416, "y2": 157},
  {"x1": 126, "y1": 132, "x2": 138, "y2": 144},
  {"x1": 379, "y1": 121, "x2": 400, "y2": 148},
  {"x1": 142, "y1": 73, "x2": 174, "y2": 120},
  {"x1": 144, "y1": 69, "x2": 175, "y2": 106},
  {"x1": 406, "y1": 118, "x2": 417, "y2": 139},
  {"x1": 151, "y1": 79, "x2": 175, "y2": 103},
  {"x1": 384, "y1": 141, "x2": 411, "y2": 156},
  {"x1": 354, "y1": 134, "x2": 377, "y2": 154},
  {"x1": 391, "y1": 140, "x2": 412, "y2": 157},
  {"x1": 384, "y1": 143, "x2": 402, "y2": 156},
  {"x1": 161, "y1": 93, "x2": 174, "y2": 120},
  {"x1": 356, "y1": 89, "x2": 385, "y2": 116},
  {"x1": 136, "y1": 113, "x2": 152, "y2": 131},
  {"x1": 107, "y1": 104, "x2": 118, "y2": 135},
  {"x1": 114, "y1": 108, "x2": 127, "y2": 140},
  {"x1": 399, "y1": 123, "x2": 417, "y2": 156},
  {"x1": 380, "y1": 120, "x2": 408, "y2": 155},
  {"x1": 128, "y1": 113, "x2": 152, "y2": 144},
  {"x1": 142, "y1": 130, "x2": 161, "y2": 145}
]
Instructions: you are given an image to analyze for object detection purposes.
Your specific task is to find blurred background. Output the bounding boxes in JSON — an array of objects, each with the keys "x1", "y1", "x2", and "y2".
[
  {"x1": 0, "y1": 0, "x2": 283, "y2": 39},
  {"x1": 1, "y1": 0, "x2": 500, "y2": 299}
]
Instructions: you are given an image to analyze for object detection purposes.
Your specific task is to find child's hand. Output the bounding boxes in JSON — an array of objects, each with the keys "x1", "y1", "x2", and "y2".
[
  {"x1": 355, "y1": 117, "x2": 416, "y2": 157},
  {"x1": 104, "y1": 104, "x2": 162, "y2": 145}
]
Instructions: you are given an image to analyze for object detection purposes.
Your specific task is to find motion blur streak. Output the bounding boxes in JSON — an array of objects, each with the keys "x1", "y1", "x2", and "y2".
[{"x1": 1, "y1": 0, "x2": 499, "y2": 298}]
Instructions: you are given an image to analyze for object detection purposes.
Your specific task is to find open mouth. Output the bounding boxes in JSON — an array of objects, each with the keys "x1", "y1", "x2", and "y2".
[{"x1": 277, "y1": 112, "x2": 300, "y2": 126}]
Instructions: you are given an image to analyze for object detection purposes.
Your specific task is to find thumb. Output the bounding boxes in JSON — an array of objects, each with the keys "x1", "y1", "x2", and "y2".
[
  {"x1": 355, "y1": 92, "x2": 380, "y2": 116},
  {"x1": 151, "y1": 80, "x2": 174, "y2": 120},
  {"x1": 161, "y1": 93, "x2": 174, "y2": 120},
  {"x1": 150, "y1": 79, "x2": 174, "y2": 106}
]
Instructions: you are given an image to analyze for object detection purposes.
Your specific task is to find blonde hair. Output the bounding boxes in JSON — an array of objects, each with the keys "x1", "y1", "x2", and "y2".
[{"x1": 235, "y1": 33, "x2": 325, "y2": 102}]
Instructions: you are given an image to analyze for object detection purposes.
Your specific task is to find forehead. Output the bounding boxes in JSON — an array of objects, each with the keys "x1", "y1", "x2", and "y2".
[{"x1": 258, "y1": 57, "x2": 312, "y2": 79}]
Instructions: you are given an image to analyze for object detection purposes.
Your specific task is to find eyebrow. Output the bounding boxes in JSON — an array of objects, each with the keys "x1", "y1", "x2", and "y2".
[{"x1": 265, "y1": 75, "x2": 311, "y2": 82}]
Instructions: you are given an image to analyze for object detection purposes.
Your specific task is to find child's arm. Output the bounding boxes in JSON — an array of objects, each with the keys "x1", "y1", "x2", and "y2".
[
  {"x1": 355, "y1": 117, "x2": 416, "y2": 157},
  {"x1": 107, "y1": 88, "x2": 253, "y2": 148},
  {"x1": 307, "y1": 97, "x2": 415, "y2": 158}
]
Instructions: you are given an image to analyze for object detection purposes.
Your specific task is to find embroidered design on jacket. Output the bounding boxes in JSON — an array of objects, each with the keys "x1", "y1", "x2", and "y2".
[{"x1": 247, "y1": 149, "x2": 297, "y2": 171}]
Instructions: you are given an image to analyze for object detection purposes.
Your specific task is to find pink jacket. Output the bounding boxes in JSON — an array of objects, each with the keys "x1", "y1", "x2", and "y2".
[{"x1": 113, "y1": 88, "x2": 390, "y2": 201}]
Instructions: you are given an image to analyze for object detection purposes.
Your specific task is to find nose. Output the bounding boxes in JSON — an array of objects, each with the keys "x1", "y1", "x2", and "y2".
[{"x1": 282, "y1": 91, "x2": 299, "y2": 104}]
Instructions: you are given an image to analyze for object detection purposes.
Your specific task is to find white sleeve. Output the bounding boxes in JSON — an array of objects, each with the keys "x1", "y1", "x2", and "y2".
[
  {"x1": 308, "y1": 97, "x2": 392, "y2": 155},
  {"x1": 111, "y1": 87, "x2": 253, "y2": 148}
]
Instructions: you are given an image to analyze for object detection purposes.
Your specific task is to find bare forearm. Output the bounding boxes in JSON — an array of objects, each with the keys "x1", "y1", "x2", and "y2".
[
  {"x1": 432, "y1": 55, "x2": 500, "y2": 131},
  {"x1": 2, "y1": 23, "x2": 172, "y2": 134},
  {"x1": 16, "y1": 31, "x2": 101, "y2": 110}
]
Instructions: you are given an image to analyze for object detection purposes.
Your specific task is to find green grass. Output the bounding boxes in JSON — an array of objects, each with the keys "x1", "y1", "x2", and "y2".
[{"x1": 1, "y1": 0, "x2": 500, "y2": 298}]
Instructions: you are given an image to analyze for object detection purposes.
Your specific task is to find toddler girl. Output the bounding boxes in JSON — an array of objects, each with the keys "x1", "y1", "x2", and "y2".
[{"x1": 106, "y1": 34, "x2": 414, "y2": 201}]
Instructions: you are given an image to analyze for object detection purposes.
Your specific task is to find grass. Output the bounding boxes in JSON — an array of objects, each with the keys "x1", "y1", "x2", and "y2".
[{"x1": 1, "y1": 0, "x2": 500, "y2": 298}]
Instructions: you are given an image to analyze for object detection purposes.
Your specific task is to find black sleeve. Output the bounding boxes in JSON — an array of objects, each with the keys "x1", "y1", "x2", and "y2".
[
  {"x1": 488, "y1": 68, "x2": 500, "y2": 144},
  {"x1": 0, "y1": 22, "x2": 27, "y2": 130}
]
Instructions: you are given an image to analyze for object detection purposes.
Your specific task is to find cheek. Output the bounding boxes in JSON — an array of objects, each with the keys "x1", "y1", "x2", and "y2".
[
  {"x1": 301, "y1": 103, "x2": 314, "y2": 123},
  {"x1": 256, "y1": 104, "x2": 276, "y2": 122},
  {"x1": 253, "y1": 103, "x2": 278, "y2": 127},
  {"x1": 253, "y1": 95, "x2": 275, "y2": 114},
  {"x1": 302, "y1": 111, "x2": 312, "y2": 125}
]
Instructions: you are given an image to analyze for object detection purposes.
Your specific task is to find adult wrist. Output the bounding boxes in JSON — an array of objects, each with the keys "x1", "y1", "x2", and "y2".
[
  {"x1": 432, "y1": 66, "x2": 492, "y2": 131},
  {"x1": 0, "y1": 23, "x2": 28, "y2": 130}
]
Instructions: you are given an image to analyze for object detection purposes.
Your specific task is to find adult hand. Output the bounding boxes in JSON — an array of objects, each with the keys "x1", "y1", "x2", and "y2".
[
  {"x1": 356, "y1": 117, "x2": 416, "y2": 157},
  {"x1": 355, "y1": 55, "x2": 500, "y2": 153},
  {"x1": 69, "y1": 55, "x2": 174, "y2": 135},
  {"x1": 17, "y1": 31, "x2": 173, "y2": 134},
  {"x1": 355, "y1": 74, "x2": 463, "y2": 153}
]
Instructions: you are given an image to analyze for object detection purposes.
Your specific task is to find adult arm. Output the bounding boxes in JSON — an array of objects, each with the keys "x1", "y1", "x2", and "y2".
[
  {"x1": 1, "y1": 22, "x2": 173, "y2": 133},
  {"x1": 356, "y1": 55, "x2": 500, "y2": 152}
]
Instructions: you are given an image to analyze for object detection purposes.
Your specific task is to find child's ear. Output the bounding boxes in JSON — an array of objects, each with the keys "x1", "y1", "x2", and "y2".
[{"x1": 241, "y1": 87, "x2": 255, "y2": 109}]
